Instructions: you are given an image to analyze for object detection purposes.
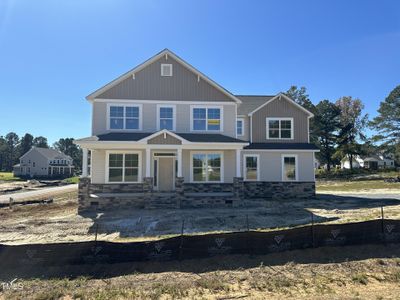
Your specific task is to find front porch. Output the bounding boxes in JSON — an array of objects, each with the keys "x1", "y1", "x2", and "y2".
[{"x1": 76, "y1": 130, "x2": 249, "y2": 210}]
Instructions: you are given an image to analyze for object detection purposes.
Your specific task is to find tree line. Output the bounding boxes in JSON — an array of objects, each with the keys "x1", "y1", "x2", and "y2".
[
  {"x1": 286, "y1": 84, "x2": 400, "y2": 170},
  {"x1": 0, "y1": 134, "x2": 82, "y2": 172}
]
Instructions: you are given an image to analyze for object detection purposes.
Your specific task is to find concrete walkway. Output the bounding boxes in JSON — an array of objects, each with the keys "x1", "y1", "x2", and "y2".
[{"x1": 0, "y1": 184, "x2": 78, "y2": 204}]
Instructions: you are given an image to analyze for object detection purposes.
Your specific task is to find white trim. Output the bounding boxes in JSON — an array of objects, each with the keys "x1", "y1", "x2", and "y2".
[
  {"x1": 236, "y1": 117, "x2": 245, "y2": 136},
  {"x1": 281, "y1": 154, "x2": 298, "y2": 181},
  {"x1": 145, "y1": 148, "x2": 151, "y2": 177},
  {"x1": 156, "y1": 104, "x2": 176, "y2": 131},
  {"x1": 82, "y1": 148, "x2": 88, "y2": 177},
  {"x1": 266, "y1": 117, "x2": 294, "y2": 140},
  {"x1": 190, "y1": 105, "x2": 224, "y2": 132},
  {"x1": 235, "y1": 149, "x2": 241, "y2": 177},
  {"x1": 106, "y1": 103, "x2": 143, "y2": 131},
  {"x1": 242, "y1": 149, "x2": 319, "y2": 152},
  {"x1": 137, "y1": 129, "x2": 190, "y2": 144},
  {"x1": 243, "y1": 154, "x2": 260, "y2": 181},
  {"x1": 86, "y1": 49, "x2": 242, "y2": 104},
  {"x1": 189, "y1": 151, "x2": 224, "y2": 183},
  {"x1": 177, "y1": 148, "x2": 182, "y2": 177},
  {"x1": 161, "y1": 63, "x2": 173, "y2": 76},
  {"x1": 105, "y1": 150, "x2": 142, "y2": 184},
  {"x1": 93, "y1": 99, "x2": 237, "y2": 105},
  {"x1": 248, "y1": 93, "x2": 314, "y2": 117},
  {"x1": 249, "y1": 116, "x2": 253, "y2": 143},
  {"x1": 312, "y1": 152, "x2": 316, "y2": 181}
]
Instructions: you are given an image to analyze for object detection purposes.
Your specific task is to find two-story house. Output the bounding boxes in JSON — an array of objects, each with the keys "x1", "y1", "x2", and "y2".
[
  {"x1": 13, "y1": 147, "x2": 74, "y2": 178},
  {"x1": 75, "y1": 49, "x2": 318, "y2": 210}
]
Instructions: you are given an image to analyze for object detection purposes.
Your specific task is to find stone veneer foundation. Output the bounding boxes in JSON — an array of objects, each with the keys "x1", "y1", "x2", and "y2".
[{"x1": 78, "y1": 177, "x2": 315, "y2": 210}]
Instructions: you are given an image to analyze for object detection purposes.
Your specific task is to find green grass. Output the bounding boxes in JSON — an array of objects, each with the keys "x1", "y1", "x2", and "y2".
[
  {"x1": 317, "y1": 179, "x2": 400, "y2": 192},
  {"x1": 0, "y1": 172, "x2": 23, "y2": 182},
  {"x1": 62, "y1": 176, "x2": 79, "y2": 184}
]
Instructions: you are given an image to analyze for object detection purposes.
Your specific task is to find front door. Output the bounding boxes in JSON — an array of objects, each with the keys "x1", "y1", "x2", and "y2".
[{"x1": 158, "y1": 157, "x2": 175, "y2": 191}]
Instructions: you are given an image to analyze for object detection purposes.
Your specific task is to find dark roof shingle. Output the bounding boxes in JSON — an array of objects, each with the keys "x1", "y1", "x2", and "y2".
[
  {"x1": 236, "y1": 95, "x2": 275, "y2": 115},
  {"x1": 244, "y1": 143, "x2": 319, "y2": 150},
  {"x1": 94, "y1": 132, "x2": 247, "y2": 143}
]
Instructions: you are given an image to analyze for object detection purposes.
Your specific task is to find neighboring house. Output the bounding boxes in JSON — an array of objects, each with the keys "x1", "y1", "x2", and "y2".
[
  {"x1": 314, "y1": 158, "x2": 320, "y2": 169},
  {"x1": 341, "y1": 154, "x2": 395, "y2": 170},
  {"x1": 13, "y1": 147, "x2": 74, "y2": 178},
  {"x1": 75, "y1": 49, "x2": 319, "y2": 210}
]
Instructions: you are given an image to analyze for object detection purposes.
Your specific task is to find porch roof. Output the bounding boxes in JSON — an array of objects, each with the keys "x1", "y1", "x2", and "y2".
[
  {"x1": 244, "y1": 143, "x2": 319, "y2": 151},
  {"x1": 79, "y1": 132, "x2": 247, "y2": 143}
]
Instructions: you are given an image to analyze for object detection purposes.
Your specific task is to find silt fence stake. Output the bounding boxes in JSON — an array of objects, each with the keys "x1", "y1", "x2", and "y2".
[{"x1": 179, "y1": 219, "x2": 185, "y2": 261}]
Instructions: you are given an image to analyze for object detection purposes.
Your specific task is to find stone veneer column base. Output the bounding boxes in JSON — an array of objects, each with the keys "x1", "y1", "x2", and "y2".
[
  {"x1": 244, "y1": 181, "x2": 316, "y2": 199},
  {"x1": 233, "y1": 177, "x2": 244, "y2": 207},
  {"x1": 175, "y1": 177, "x2": 184, "y2": 208},
  {"x1": 78, "y1": 177, "x2": 91, "y2": 209}
]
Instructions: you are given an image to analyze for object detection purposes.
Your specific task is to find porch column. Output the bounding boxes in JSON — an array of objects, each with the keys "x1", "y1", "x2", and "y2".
[
  {"x1": 82, "y1": 148, "x2": 88, "y2": 177},
  {"x1": 236, "y1": 149, "x2": 241, "y2": 177},
  {"x1": 177, "y1": 148, "x2": 182, "y2": 177},
  {"x1": 145, "y1": 148, "x2": 151, "y2": 177}
]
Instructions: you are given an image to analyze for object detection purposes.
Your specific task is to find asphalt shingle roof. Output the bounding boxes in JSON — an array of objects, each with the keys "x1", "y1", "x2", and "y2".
[
  {"x1": 236, "y1": 95, "x2": 275, "y2": 115},
  {"x1": 93, "y1": 132, "x2": 247, "y2": 143},
  {"x1": 34, "y1": 147, "x2": 72, "y2": 160},
  {"x1": 244, "y1": 143, "x2": 319, "y2": 150}
]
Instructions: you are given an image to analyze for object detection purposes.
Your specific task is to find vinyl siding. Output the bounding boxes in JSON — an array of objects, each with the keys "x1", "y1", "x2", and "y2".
[
  {"x1": 237, "y1": 116, "x2": 250, "y2": 141},
  {"x1": 251, "y1": 97, "x2": 309, "y2": 143},
  {"x1": 92, "y1": 102, "x2": 236, "y2": 137},
  {"x1": 242, "y1": 151, "x2": 315, "y2": 181},
  {"x1": 97, "y1": 55, "x2": 234, "y2": 102},
  {"x1": 148, "y1": 134, "x2": 182, "y2": 145},
  {"x1": 19, "y1": 150, "x2": 49, "y2": 176},
  {"x1": 91, "y1": 149, "x2": 236, "y2": 184},
  {"x1": 182, "y1": 149, "x2": 236, "y2": 183},
  {"x1": 91, "y1": 149, "x2": 146, "y2": 184}
]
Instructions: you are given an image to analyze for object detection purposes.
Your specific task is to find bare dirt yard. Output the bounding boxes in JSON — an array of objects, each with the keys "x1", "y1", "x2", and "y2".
[
  {"x1": 1, "y1": 244, "x2": 400, "y2": 299},
  {"x1": 1, "y1": 188, "x2": 400, "y2": 245}
]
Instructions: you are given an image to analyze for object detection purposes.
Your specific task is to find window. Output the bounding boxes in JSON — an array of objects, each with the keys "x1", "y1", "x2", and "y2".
[
  {"x1": 33, "y1": 162, "x2": 35, "y2": 167},
  {"x1": 266, "y1": 118, "x2": 293, "y2": 139},
  {"x1": 191, "y1": 107, "x2": 222, "y2": 131},
  {"x1": 244, "y1": 155, "x2": 259, "y2": 180},
  {"x1": 191, "y1": 152, "x2": 222, "y2": 182},
  {"x1": 157, "y1": 105, "x2": 175, "y2": 130},
  {"x1": 107, "y1": 152, "x2": 140, "y2": 183},
  {"x1": 109, "y1": 105, "x2": 141, "y2": 130},
  {"x1": 282, "y1": 155, "x2": 297, "y2": 181},
  {"x1": 161, "y1": 64, "x2": 172, "y2": 76},
  {"x1": 237, "y1": 119, "x2": 244, "y2": 136}
]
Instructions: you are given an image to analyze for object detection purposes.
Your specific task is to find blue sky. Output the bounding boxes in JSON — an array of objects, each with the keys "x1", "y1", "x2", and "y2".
[{"x1": 0, "y1": 0, "x2": 399, "y2": 144}]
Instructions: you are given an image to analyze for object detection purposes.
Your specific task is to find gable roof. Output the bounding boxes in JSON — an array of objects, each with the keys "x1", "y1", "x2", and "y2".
[
  {"x1": 86, "y1": 49, "x2": 242, "y2": 104},
  {"x1": 247, "y1": 93, "x2": 314, "y2": 117},
  {"x1": 236, "y1": 95, "x2": 275, "y2": 115},
  {"x1": 21, "y1": 147, "x2": 72, "y2": 161}
]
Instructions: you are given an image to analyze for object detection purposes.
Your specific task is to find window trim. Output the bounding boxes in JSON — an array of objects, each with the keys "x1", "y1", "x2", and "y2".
[
  {"x1": 190, "y1": 105, "x2": 224, "y2": 132},
  {"x1": 237, "y1": 118, "x2": 245, "y2": 136},
  {"x1": 105, "y1": 150, "x2": 142, "y2": 184},
  {"x1": 266, "y1": 117, "x2": 294, "y2": 140},
  {"x1": 281, "y1": 154, "x2": 298, "y2": 181},
  {"x1": 156, "y1": 104, "x2": 176, "y2": 131},
  {"x1": 107, "y1": 103, "x2": 143, "y2": 131},
  {"x1": 243, "y1": 154, "x2": 260, "y2": 181},
  {"x1": 189, "y1": 151, "x2": 224, "y2": 183},
  {"x1": 161, "y1": 63, "x2": 173, "y2": 76}
]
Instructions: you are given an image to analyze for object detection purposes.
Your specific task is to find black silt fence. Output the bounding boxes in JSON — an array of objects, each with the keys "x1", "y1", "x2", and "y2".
[{"x1": 1, "y1": 219, "x2": 400, "y2": 270}]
